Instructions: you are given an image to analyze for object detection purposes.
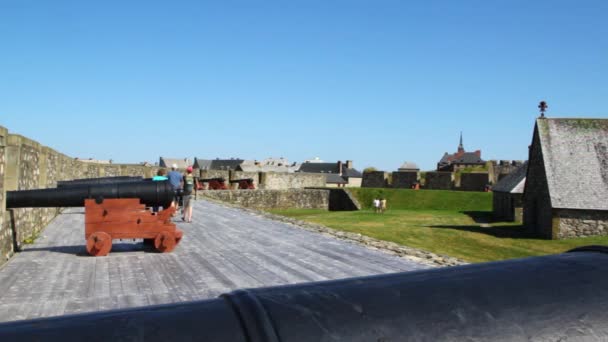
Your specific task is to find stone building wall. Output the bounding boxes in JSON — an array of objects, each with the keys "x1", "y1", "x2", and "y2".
[
  {"x1": 523, "y1": 127, "x2": 554, "y2": 238},
  {"x1": 361, "y1": 171, "x2": 389, "y2": 188},
  {"x1": 199, "y1": 189, "x2": 330, "y2": 210},
  {"x1": 0, "y1": 126, "x2": 158, "y2": 266},
  {"x1": 555, "y1": 209, "x2": 608, "y2": 239},
  {"x1": 258, "y1": 172, "x2": 325, "y2": 190},
  {"x1": 392, "y1": 171, "x2": 418, "y2": 189},
  {"x1": 459, "y1": 172, "x2": 489, "y2": 192},
  {"x1": 424, "y1": 172, "x2": 453, "y2": 190},
  {"x1": 0, "y1": 127, "x2": 7, "y2": 262}
]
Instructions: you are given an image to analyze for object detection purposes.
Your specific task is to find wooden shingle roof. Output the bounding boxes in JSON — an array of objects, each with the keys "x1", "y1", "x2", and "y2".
[
  {"x1": 492, "y1": 161, "x2": 527, "y2": 194},
  {"x1": 537, "y1": 118, "x2": 608, "y2": 210}
]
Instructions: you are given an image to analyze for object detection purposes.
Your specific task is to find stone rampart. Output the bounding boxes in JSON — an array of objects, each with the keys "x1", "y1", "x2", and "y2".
[
  {"x1": 258, "y1": 172, "x2": 325, "y2": 190},
  {"x1": 200, "y1": 170, "x2": 230, "y2": 180},
  {"x1": 424, "y1": 172, "x2": 453, "y2": 190},
  {"x1": 459, "y1": 172, "x2": 489, "y2": 192},
  {"x1": 361, "y1": 171, "x2": 389, "y2": 188},
  {"x1": 0, "y1": 127, "x2": 7, "y2": 262},
  {"x1": 392, "y1": 171, "x2": 418, "y2": 189},
  {"x1": 199, "y1": 189, "x2": 329, "y2": 210},
  {"x1": 230, "y1": 171, "x2": 260, "y2": 189},
  {"x1": 0, "y1": 125, "x2": 157, "y2": 266}
]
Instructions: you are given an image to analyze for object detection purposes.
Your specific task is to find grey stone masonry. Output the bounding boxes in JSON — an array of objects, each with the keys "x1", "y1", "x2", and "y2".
[
  {"x1": 0, "y1": 126, "x2": 7, "y2": 263},
  {"x1": 199, "y1": 189, "x2": 330, "y2": 210},
  {"x1": 459, "y1": 172, "x2": 489, "y2": 192},
  {"x1": 392, "y1": 171, "x2": 418, "y2": 189},
  {"x1": 556, "y1": 209, "x2": 608, "y2": 238},
  {"x1": 424, "y1": 172, "x2": 453, "y2": 190},
  {"x1": 362, "y1": 171, "x2": 389, "y2": 188}
]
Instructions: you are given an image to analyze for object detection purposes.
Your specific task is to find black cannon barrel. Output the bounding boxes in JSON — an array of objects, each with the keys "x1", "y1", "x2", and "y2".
[
  {"x1": 229, "y1": 178, "x2": 254, "y2": 183},
  {"x1": 6, "y1": 180, "x2": 173, "y2": 208},
  {"x1": 1, "y1": 247, "x2": 608, "y2": 341},
  {"x1": 199, "y1": 177, "x2": 226, "y2": 182},
  {"x1": 57, "y1": 176, "x2": 144, "y2": 188}
]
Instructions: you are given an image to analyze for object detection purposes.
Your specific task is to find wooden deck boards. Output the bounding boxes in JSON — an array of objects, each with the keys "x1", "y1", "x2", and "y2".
[{"x1": 0, "y1": 200, "x2": 429, "y2": 322}]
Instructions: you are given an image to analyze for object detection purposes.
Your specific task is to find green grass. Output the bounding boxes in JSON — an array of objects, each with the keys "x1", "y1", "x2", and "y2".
[
  {"x1": 267, "y1": 189, "x2": 608, "y2": 263},
  {"x1": 348, "y1": 188, "x2": 492, "y2": 211}
]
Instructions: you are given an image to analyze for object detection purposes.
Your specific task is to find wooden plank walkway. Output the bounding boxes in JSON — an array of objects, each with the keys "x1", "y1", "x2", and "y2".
[{"x1": 0, "y1": 200, "x2": 429, "y2": 322}]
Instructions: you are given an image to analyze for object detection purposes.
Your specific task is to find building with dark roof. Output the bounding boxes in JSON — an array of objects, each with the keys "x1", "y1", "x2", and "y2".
[
  {"x1": 493, "y1": 161, "x2": 527, "y2": 222},
  {"x1": 297, "y1": 160, "x2": 362, "y2": 187},
  {"x1": 523, "y1": 118, "x2": 608, "y2": 239},
  {"x1": 437, "y1": 133, "x2": 485, "y2": 171},
  {"x1": 193, "y1": 158, "x2": 246, "y2": 171},
  {"x1": 159, "y1": 157, "x2": 190, "y2": 170}
]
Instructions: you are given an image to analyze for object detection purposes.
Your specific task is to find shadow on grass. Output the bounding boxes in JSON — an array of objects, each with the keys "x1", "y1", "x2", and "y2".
[
  {"x1": 429, "y1": 211, "x2": 535, "y2": 239},
  {"x1": 429, "y1": 223, "x2": 532, "y2": 239}
]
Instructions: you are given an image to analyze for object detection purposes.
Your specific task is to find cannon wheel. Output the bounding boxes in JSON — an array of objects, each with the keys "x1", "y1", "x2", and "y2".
[
  {"x1": 86, "y1": 232, "x2": 112, "y2": 256},
  {"x1": 154, "y1": 231, "x2": 177, "y2": 253}
]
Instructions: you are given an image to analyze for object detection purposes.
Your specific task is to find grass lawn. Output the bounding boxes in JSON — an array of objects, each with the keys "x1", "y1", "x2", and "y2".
[{"x1": 268, "y1": 189, "x2": 608, "y2": 263}]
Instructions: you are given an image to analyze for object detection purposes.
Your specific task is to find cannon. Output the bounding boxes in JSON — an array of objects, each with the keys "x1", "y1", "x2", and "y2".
[
  {"x1": 57, "y1": 176, "x2": 144, "y2": 188},
  {"x1": 196, "y1": 177, "x2": 227, "y2": 190},
  {"x1": 229, "y1": 178, "x2": 255, "y2": 189},
  {"x1": 0, "y1": 246, "x2": 608, "y2": 341},
  {"x1": 6, "y1": 180, "x2": 183, "y2": 256}
]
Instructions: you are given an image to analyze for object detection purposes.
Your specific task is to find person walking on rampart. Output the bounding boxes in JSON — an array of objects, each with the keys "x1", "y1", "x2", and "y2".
[
  {"x1": 181, "y1": 166, "x2": 197, "y2": 223},
  {"x1": 167, "y1": 164, "x2": 183, "y2": 212}
]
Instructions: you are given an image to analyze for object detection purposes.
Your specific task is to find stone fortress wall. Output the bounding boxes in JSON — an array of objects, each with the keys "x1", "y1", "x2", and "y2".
[
  {"x1": 0, "y1": 125, "x2": 159, "y2": 267},
  {"x1": 361, "y1": 160, "x2": 522, "y2": 192}
]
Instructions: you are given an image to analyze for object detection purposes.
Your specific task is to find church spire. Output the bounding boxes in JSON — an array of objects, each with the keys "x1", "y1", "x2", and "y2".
[{"x1": 458, "y1": 132, "x2": 464, "y2": 153}]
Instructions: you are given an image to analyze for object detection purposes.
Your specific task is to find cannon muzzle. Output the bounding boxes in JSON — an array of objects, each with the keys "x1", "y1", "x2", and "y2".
[
  {"x1": 6, "y1": 180, "x2": 173, "y2": 209},
  {"x1": 1, "y1": 247, "x2": 608, "y2": 341}
]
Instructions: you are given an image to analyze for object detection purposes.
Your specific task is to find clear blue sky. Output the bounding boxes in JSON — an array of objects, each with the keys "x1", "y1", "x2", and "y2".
[{"x1": 1, "y1": 0, "x2": 607, "y2": 171}]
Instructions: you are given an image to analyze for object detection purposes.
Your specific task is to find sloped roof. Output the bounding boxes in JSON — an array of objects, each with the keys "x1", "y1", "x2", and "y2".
[
  {"x1": 297, "y1": 162, "x2": 362, "y2": 178},
  {"x1": 343, "y1": 168, "x2": 362, "y2": 178},
  {"x1": 537, "y1": 118, "x2": 608, "y2": 210},
  {"x1": 298, "y1": 162, "x2": 339, "y2": 173},
  {"x1": 193, "y1": 158, "x2": 213, "y2": 170},
  {"x1": 159, "y1": 157, "x2": 190, "y2": 169},
  {"x1": 193, "y1": 158, "x2": 246, "y2": 170},
  {"x1": 493, "y1": 161, "x2": 528, "y2": 193},
  {"x1": 399, "y1": 161, "x2": 420, "y2": 170},
  {"x1": 325, "y1": 173, "x2": 348, "y2": 184}
]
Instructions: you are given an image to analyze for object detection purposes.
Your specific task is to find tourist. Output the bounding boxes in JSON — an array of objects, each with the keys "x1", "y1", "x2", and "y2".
[
  {"x1": 380, "y1": 198, "x2": 387, "y2": 214},
  {"x1": 167, "y1": 164, "x2": 183, "y2": 212},
  {"x1": 373, "y1": 198, "x2": 380, "y2": 213},
  {"x1": 181, "y1": 166, "x2": 197, "y2": 223}
]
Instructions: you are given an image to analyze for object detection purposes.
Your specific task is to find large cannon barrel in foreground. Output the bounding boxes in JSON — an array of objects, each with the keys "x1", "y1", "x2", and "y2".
[
  {"x1": 6, "y1": 180, "x2": 173, "y2": 209},
  {"x1": 1, "y1": 247, "x2": 608, "y2": 341},
  {"x1": 57, "y1": 176, "x2": 144, "y2": 188}
]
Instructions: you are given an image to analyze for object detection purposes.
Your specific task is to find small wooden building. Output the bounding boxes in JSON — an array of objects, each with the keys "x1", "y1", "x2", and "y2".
[{"x1": 492, "y1": 162, "x2": 527, "y2": 222}]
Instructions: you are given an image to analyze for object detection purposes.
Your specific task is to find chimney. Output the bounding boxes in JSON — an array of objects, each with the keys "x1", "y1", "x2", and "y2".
[
  {"x1": 475, "y1": 150, "x2": 481, "y2": 157},
  {"x1": 346, "y1": 160, "x2": 353, "y2": 169},
  {"x1": 337, "y1": 161, "x2": 343, "y2": 176}
]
